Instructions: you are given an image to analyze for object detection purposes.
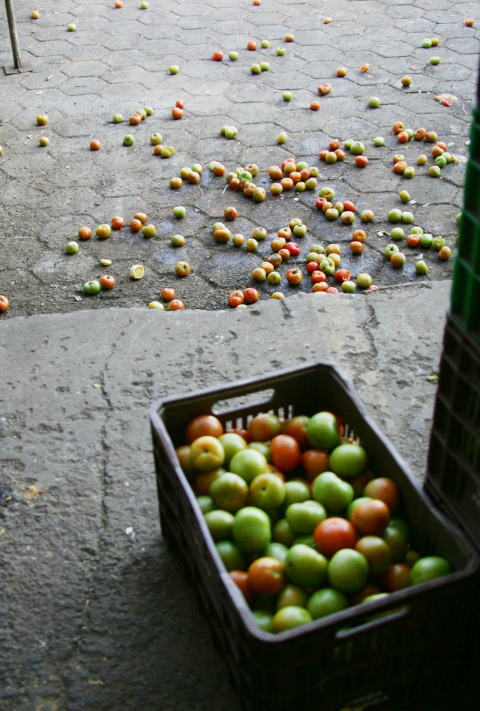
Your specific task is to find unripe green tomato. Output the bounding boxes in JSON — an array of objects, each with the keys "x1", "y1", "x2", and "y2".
[
  {"x1": 432, "y1": 236, "x2": 445, "y2": 251},
  {"x1": 277, "y1": 132, "x2": 288, "y2": 144},
  {"x1": 405, "y1": 129, "x2": 414, "y2": 139},
  {"x1": 350, "y1": 141, "x2": 365, "y2": 155},
  {"x1": 368, "y1": 97, "x2": 380, "y2": 108},
  {"x1": 429, "y1": 166, "x2": 441, "y2": 178},
  {"x1": 415, "y1": 260, "x2": 428, "y2": 275},
  {"x1": 435, "y1": 155, "x2": 447, "y2": 168},
  {"x1": 373, "y1": 137, "x2": 384, "y2": 146},
  {"x1": 305, "y1": 177, "x2": 317, "y2": 190},
  {"x1": 401, "y1": 211, "x2": 414, "y2": 224},
  {"x1": 191, "y1": 163, "x2": 202, "y2": 174},
  {"x1": 399, "y1": 190, "x2": 410, "y2": 203},
  {"x1": 443, "y1": 152, "x2": 452, "y2": 163},
  {"x1": 456, "y1": 212, "x2": 462, "y2": 225},
  {"x1": 417, "y1": 154, "x2": 428, "y2": 165},
  {"x1": 310, "y1": 166, "x2": 319, "y2": 177},
  {"x1": 422, "y1": 38, "x2": 432, "y2": 48},
  {"x1": 229, "y1": 51, "x2": 238, "y2": 60},
  {"x1": 357, "y1": 273, "x2": 372, "y2": 288},
  {"x1": 342, "y1": 280, "x2": 356, "y2": 293},
  {"x1": 268, "y1": 271, "x2": 281, "y2": 285},
  {"x1": 173, "y1": 206, "x2": 186, "y2": 218},
  {"x1": 282, "y1": 91, "x2": 292, "y2": 101},
  {"x1": 388, "y1": 209, "x2": 402, "y2": 223},
  {"x1": 403, "y1": 167, "x2": 415, "y2": 178},
  {"x1": 251, "y1": 64, "x2": 262, "y2": 74},
  {"x1": 410, "y1": 226, "x2": 423, "y2": 235},
  {"x1": 171, "y1": 234, "x2": 185, "y2": 247},
  {"x1": 296, "y1": 182, "x2": 306, "y2": 192},
  {"x1": 344, "y1": 139, "x2": 353, "y2": 150},
  {"x1": 384, "y1": 244, "x2": 399, "y2": 258},
  {"x1": 276, "y1": 47, "x2": 286, "y2": 56},
  {"x1": 169, "y1": 65, "x2": 180, "y2": 74},
  {"x1": 260, "y1": 62, "x2": 270, "y2": 71},
  {"x1": 246, "y1": 238, "x2": 259, "y2": 252},
  {"x1": 261, "y1": 40, "x2": 270, "y2": 48},
  {"x1": 430, "y1": 56, "x2": 440, "y2": 65},
  {"x1": 391, "y1": 227, "x2": 405, "y2": 241},
  {"x1": 66, "y1": 241, "x2": 79, "y2": 254},
  {"x1": 225, "y1": 126, "x2": 237, "y2": 139},
  {"x1": 420, "y1": 233, "x2": 433, "y2": 248},
  {"x1": 83, "y1": 280, "x2": 101, "y2": 295}
]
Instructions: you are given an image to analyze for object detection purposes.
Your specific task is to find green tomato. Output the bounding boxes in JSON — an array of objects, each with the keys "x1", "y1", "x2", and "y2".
[
  {"x1": 209, "y1": 472, "x2": 248, "y2": 513},
  {"x1": 230, "y1": 448, "x2": 268, "y2": 484},
  {"x1": 225, "y1": 126, "x2": 237, "y2": 139},
  {"x1": 250, "y1": 473, "x2": 285, "y2": 510},
  {"x1": 144, "y1": 106, "x2": 153, "y2": 116},
  {"x1": 391, "y1": 227, "x2": 405, "y2": 241},
  {"x1": 197, "y1": 495, "x2": 215, "y2": 515},
  {"x1": 272, "y1": 518, "x2": 297, "y2": 547},
  {"x1": 282, "y1": 91, "x2": 292, "y2": 101},
  {"x1": 233, "y1": 506, "x2": 271, "y2": 554},
  {"x1": 456, "y1": 212, "x2": 462, "y2": 225},
  {"x1": 373, "y1": 137, "x2": 385, "y2": 147},
  {"x1": 432, "y1": 236, "x2": 446, "y2": 250},
  {"x1": 276, "y1": 47, "x2": 286, "y2": 56},
  {"x1": 310, "y1": 166, "x2": 319, "y2": 177},
  {"x1": 420, "y1": 233, "x2": 433, "y2": 248},
  {"x1": 83, "y1": 280, "x2": 100, "y2": 295},
  {"x1": 169, "y1": 65, "x2": 180, "y2": 74},
  {"x1": 260, "y1": 62, "x2": 270, "y2": 71},
  {"x1": 293, "y1": 535, "x2": 317, "y2": 549},
  {"x1": 285, "y1": 544, "x2": 328, "y2": 588},
  {"x1": 327, "y1": 549, "x2": 369, "y2": 593},
  {"x1": 312, "y1": 472, "x2": 354, "y2": 512},
  {"x1": 67, "y1": 23, "x2": 76, "y2": 31},
  {"x1": 422, "y1": 38, "x2": 432, "y2": 48},
  {"x1": 343, "y1": 139, "x2": 353, "y2": 150},
  {"x1": 356, "y1": 273, "x2": 372, "y2": 289},
  {"x1": 382, "y1": 526, "x2": 408, "y2": 563},
  {"x1": 252, "y1": 610, "x2": 274, "y2": 632},
  {"x1": 429, "y1": 165, "x2": 441, "y2": 178},
  {"x1": 251, "y1": 64, "x2": 262, "y2": 75},
  {"x1": 265, "y1": 541, "x2": 289, "y2": 565},
  {"x1": 285, "y1": 501, "x2": 326, "y2": 534},
  {"x1": 113, "y1": 113, "x2": 123, "y2": 123},
  {"x1": 277, "y1": 584, "x2": 308, "y2": 611},
  {"x1": 277, "y1": 132, "x2": 288, "y2": 144},
  {"x1": 66, "y1": 241, "x2": 79, "y2": 254},
  {"x1": 307, "y1": 588, "x2": 349, "y2": 620},
  {"x1": 384, "y1": 244, "x2": 399, "y2": 259},
  {"x1": 273, "y1": 606, "x2": 312, "y2": 633},
  {"x1": 350, "y1": 141, "x2": 365, "y2": 155},
  {"x1": 307, "y1": 411, "x2": 340, "y2": 449},
  {"x1": 261, "y1": 40, "x2": 270, "y2": 48},
  {"x1": 329, "y1": 443, "x2": 367, "y2": 478},
  {"x1": 218, "y1": 433, "x2": 247, "y2": 467},
  {"x1": 171, "y1": 234, "x2": 185, "y2": 247},
  {"x1": 415, "y1": 260, "x2": 428, "y2": 275},
  {"x1": 173, "y1": 205, "x2": 186, "y2": 218},
  {"x1": 404, "y1": 167, "x2": 415, "y2": 178},
  {"x1": 229, "y1": 51, "x2": 238, "y2": 60},
  {"x1": 123, "y1": 134, "x2": 135, "y2": 146},
  {"x1": 401, "y1": 211, "x2": 414, "y2": 224},
  {"x1": 368, "y1": 97, "x2": 380, "y2": 108},
  {"x1": 388, "y1": 209, "x2": 402, "y2": 223},
  {"x1": 342, "y1": 281, "x2": 356, "y2": 293},
  {"x1": 248, "y1": 441, "x2": 272, "y2": 463},
  {"x1": 430, "y1": 56, "x2": 440, "y2": 65},
  {"x1": 346, "y1": 496, "x2": 372, "y2": 520},
  {"x1": 410, "y1": 557, "x2": 451, "y2": 585},
  {"x1": 435, "y1": 155, "x2": 447, "y2": 168},
  {"x1": 387, "y1": 517, "x2": 410, "y2": 541},
  {"x1": 204, "y1": 510, "x2": 234, "y2": 541},
  {"x1": 410, "y1": 226, "x2": 423, "y2": 235},
  {"x1": 399, "y1": 190, "x2": 410, "y2": 203},
  {"x1": 283, "y1": 480, "x2": 311, "y2": 508},
  {"x1": 216, "y1": 540, "x2": 246, "y2": 571}
]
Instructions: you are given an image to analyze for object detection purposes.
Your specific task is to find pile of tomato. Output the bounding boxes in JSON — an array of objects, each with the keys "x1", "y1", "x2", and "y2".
[{"x1": 175, "y1": 411, "x2": 452, "y2": 634}]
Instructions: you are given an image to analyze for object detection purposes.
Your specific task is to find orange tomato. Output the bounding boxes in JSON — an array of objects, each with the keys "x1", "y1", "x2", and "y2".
[
  {"x1": 351, "y1": 499, "x2": 390, "y2": 535},
  {"x1": 186, "y1": 415, "x2": 224, "y2": 444},
  {"x1": 130, "y1": 219, "x2": 142, "y2": 232},
  {"x1": 314, "y1": 517, "x2": 357, "y2": 558},
  {"x1": 248, "y1": 413, "x2": 281, "y2": 442},
  {"x1": 301, "y1": 449, "x2": 329, "y2": 481},
  {"x1": 382, "y1": 564, "x2": 411, "y2": 592},
  {"x1": 230, "y1": 570, "x2": 254, "y2": 603},
  {"x1": 364, "y1": 478, "x2": 399, "y2": 513},
  {"x1": 172, "y1": 108, "x2": 183, "y2": 119},
  {"x1": 270, "y1": 434, "x2": 301, "y2": 472},
  {"x1": 167, "y1": 299, "x2": 185, "y2": 311},
  {"x1": 248, "y1": 557, "x2": 285, "y2": 595},
  {"x1": 100, "y1": 275, "x2": 115, "y2": 290},
  {"x1": 134, "y1": 212, "x2": 148, "y2": 224},
  {"x1": 195, "y1": 468, "x2": 224, "y2": 495},
  {"x1": 286, "y1": 415, "x2": 310, "y2": 449},
  {"x1": 0, "y1": 295, "x2": 9, "y2": 312},
  {"x1": 111, "y1": 216, "x2": 124, "y2": 229},
  {"x1": 78, "y1": 226, "x2": 92, "y2": 240}
]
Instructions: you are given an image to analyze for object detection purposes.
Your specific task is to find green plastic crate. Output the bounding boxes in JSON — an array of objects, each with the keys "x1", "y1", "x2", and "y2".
[{"x1": 451, "y1": 107, "x2": 480, "y2": 341}]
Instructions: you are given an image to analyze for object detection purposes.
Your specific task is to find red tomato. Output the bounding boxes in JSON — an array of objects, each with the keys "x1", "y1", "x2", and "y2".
[
  {"x1": 286, "y1": 268, "x2": 303, "y2": 285},
  {"x1": 284, "y1": 242, "x2": 300, "y2": 256},
  {"x1": 248, "y1": 557, "x2": 285, "y2": 595},
  {"x1": 248, "y1": 413, "x2": 281, "y2": 442},
  {"x1": 406, "y1": 234, "x2": 420, "y2": 247},
  {"x1": 224, "y1": 206, "x2": 237, "y2": 221},
  {"x1": 230, "y1": 570, "x2": 254, "y2": 603},
  {"x1": 310, "y1": 101, "x2": 320, "y2": 111},
  {"x1": 0, "y1": 295, "x2": 9, "y2": 313},
  {"x1": 382, "y1": 564, "x2": 411, "y2": 592},
  {"x1": 350, "y1": 470, "x2": 374, "y2": 498},
  {"x1": 311, "y1": 271, "x2": 327, "y2": 284},
  {"x1": 90, "y1": 139, "x2": 101, "y2": 151},
  {"x1": 111, "y1": 216, "x2": 124, "y2": 229},
  {"x1": 325, "y1": 286, "x2": 339, "y2": 293},
  {"x1": 307, "y1": 261, "x2": 319, "y2": 273},
  {"x1": 172, "y1": 108, "x2": 183, "y2": 119},
  {"x1": 247, "y1": 41, "x2": 257, "y2": 50},
  {"x1": 329, "y1": 139, "x2": 340, "y2": 150},
  {"x1": 271, "y1": 434, "x2": 302, "y2": 472},
  {"x1": 78, "y1": 226, "x2": 92, "y2": 240},
  {"x1": 334, "y1": 269, "x2": 351, "y2": 282},
  {"x1": 355, "y1": 155, "x2": 369, "y2": 167},
  {"x1": 100, "y1": 275, "x2": 115, "y2": 290},
  {"x1": 364, "y1": 478, "x2": 399, "y2": 513},
  {"x1": 130, "y1": 219, "x2": 142, "y2": 232},
  {"x1": 176, "y1": 100, "x2": 184, "y2": 109},
  {"x1": 244, "y1": 288, "x2": 259, "y2": 304},
  {"x1": 282, "y1": 157, "x2": 296, "y2": 169},
  {"x1": 318, "y1": 150, "x2": 328, "y2": 160},
  {"x1": 290, "y1": 171, "x2": 302, "y2": 184},
  {"x1": 186, "y1": 414, "x2": 224, "y2": 444},
  {"x1": 286, "y1": 416, "x2": 310, "y2": 449},
  {"x1": 351, "y1": 499, "x2": 390, "y2": 535},
  {"x1": 350, "y1": 241, "x2": 364, "y2": 255},
  {"x1": 228, "y1": 290, "x2": 244, "y2": 307},
  {"x1": 316, "y1": 197, "x2": 327, "y2": 209},
  {"x1": 313, "y1": 517, "x2": 357, "y2": 558},
  {"x1": 162, "y1": 287, "x2": 175, "y2": 301},
  {"x1": 344, "y1": 200, "x2": 355, "y2": 212},
  {"x1": 352, "y1": 229, "x2": 366, "y2": 242},
  {"x1": 302, "y1": 449, "x2": 329, "y2": 481},
  {"x1": 212, "y1": 51, "x2": 223, "y2": 61}
]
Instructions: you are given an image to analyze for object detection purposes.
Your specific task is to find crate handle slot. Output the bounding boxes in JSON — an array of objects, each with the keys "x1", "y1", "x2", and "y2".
[
  {"x1": 211, "y1": 389, "x2": 276, "y2": 417},
  {"x1": 335, "y1": 605, "x2": 410, "y2": 641}
]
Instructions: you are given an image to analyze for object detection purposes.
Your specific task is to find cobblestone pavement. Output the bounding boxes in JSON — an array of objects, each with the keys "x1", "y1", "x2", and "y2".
[{"x1": 0, "y1": 0, "x2": 478, "y2": 317}]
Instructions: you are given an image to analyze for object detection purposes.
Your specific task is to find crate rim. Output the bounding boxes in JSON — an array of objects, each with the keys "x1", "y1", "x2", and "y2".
[{"x1": 149, "y1": 361, "x2": 480, "y2": 645}]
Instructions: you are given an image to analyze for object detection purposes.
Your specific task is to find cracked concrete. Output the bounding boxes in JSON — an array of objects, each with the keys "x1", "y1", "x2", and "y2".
[
  {"x1": 0, "y1": 0, "x2": 478, "y2": 317},
  {"x1": 0, "y1": 282, "x2": 451, "y2": 710}
]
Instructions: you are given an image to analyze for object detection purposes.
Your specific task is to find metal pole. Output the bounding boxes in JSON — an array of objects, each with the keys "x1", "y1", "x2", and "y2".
[
  {"x1": 3, "y1": 0, "x2": 32, "y2": 74},
  {"x1": 5, "y1": 0, "x2": 22, "y2": 69}
]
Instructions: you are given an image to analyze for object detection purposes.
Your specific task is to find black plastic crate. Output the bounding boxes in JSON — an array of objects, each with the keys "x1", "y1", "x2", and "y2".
[
  {"x1": 426, "y1": 312, "x2": 480, "y2": 543},
  {"x1": 150, "y1": 363, "x2": 479, "y2": 711}
]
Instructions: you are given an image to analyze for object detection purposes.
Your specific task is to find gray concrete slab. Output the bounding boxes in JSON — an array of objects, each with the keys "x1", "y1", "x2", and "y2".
[{"x1": 0, "y1": 282, "x2": 450, "y2": 710}]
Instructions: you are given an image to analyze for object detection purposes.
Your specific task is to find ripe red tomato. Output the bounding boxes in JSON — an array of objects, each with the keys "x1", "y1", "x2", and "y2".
[
  {"x1": 286, "y1": 416, "x2": 310, "y2": 449},
  {"x1": 285, "y1": 242, "x2": 300, "y2": 256},
  {"x1": 364, "y1": 478, "x2": 399, "y2": 513},
  {"x1": 162, "y1": 287, "x2": 175, "y2": 301},
  {"x1": 351, "y1": 499, "x2": 390, "y2": 535},
  {"x1": 352, "y1": 229, "x2": 366, "y2": 242},
  {"x1": 172, "y1": 108, "x2": 183, "y2": 119},
  {"x1": 307, "y1": 261, "x2": 319, "y2": 274},
  {"x1": 311, "y1": 271, "x2": 327, "y2": 284},
  {"x1": 302, "y1": 449, "x2": 329, "y2": 481},
  {"x1": 355, "y1": 155, "x2": 369, "y2": 167},
  {"x1": 111, "y1": 216, "x2": 124, "y2": 229},
  {"x1": 224, "y1": 206, "x2": 237, "y2": 221},
  {"x1": 100, "y1": 275, "x2": 115, "y2": 289},
  {"x1": 314, "y1": 517, "x2": 357, "y2": 558},
  {"x1": 289, "y1": 171, "x2": 302, "y2": 184},
  {"x1": 286, "y1": 268, "x2": 303, "y2": 285},
  {"x1": 244, "y1": 288, "x2": 259, "y2": 304},
  {"x1": 325, "y1": 287, "x2": 338, "y2": 294},
  {"x1": 392, "y1": 121, "x2": 405, "y2": 133},
  {"x1": 382, "y1": 563, "x2": 411, "y2": 592},
  {"x1": 329, "y1": 139, "x2": 340, "y2": 150},
  {"x1": 318, "y1": 150, "x2": 328, "y2": 160},
  {"x1": 312, "y1": 283, "x2": 328, "y2": 293},
  {"x1": 248, "y1": 557, "x2": 285, "y2": 595},
  {"x1": 230, "y1": 570, "x2": 254, "y2": 603},
  {"x1": 168, "y1": 299, "x2": 185, "y2": 311},
  {"x1": 247, "y1": 41, "x2": 257, "y2": 50},
  {"x1": 350, "y1": 241, "x2": 364, "y2": 255},
  {"x1": 344, "y1": 200, "x2": 355, "y2": 212},
  {"x1": 282, "y1": 157, "x2": 296, "y2": 169},
  {"x1": 212, "y1": 51, "x2": 223, "y2": 61},
  {"x1": 334, "y1": 269, "x2": 351, "y2": 282},
  {"x1": 186, "y1": 415, "x2": 224, "y2": 444},
  {"x1": 248, "y1": 413, "x2": 281, "y2": 442},
  {"x1": 270, "y1": 434, "x2": 302, "y2": 472},
  {"x1": 228, "y1": 290, "x2": 244, "y2": 307},
  {"x1": 0, "y1": 295, "x2": 9, "y2": 312},
  {"x1": 311, "y1": 101, "x2": 320, "y2": 111},
  {"x1": 406, "y1": 234, "x2": 420, "y2": 247}
]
